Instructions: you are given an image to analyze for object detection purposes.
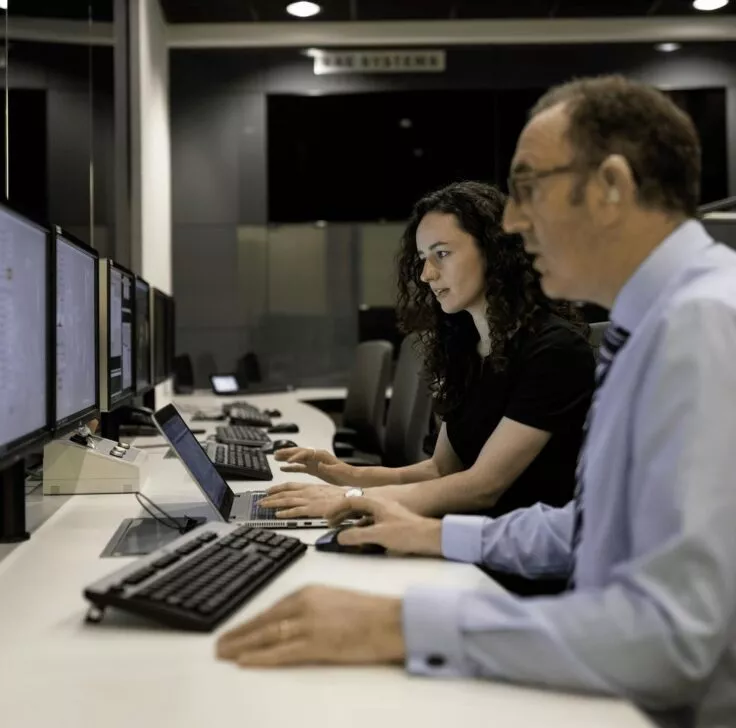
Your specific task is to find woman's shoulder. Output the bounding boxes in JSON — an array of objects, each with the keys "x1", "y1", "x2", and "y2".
[{"x1": 514, "y1": 312, "x2": 593, "y2": 361}]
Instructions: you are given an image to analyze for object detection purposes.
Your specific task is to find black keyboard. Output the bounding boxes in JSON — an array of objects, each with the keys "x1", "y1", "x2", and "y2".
[
  {"x1": 228, "y1": 406, "x2": 272, "y2": 429},
  {"x1": 206, "y1": 442, "x2": 273, "y2": 481},
  {"x1": 83, "y1": 522, "x2": 307, "y2": 631},
  {"x1": 215, "y1": 425, "x2": 270, "y2": 447}
]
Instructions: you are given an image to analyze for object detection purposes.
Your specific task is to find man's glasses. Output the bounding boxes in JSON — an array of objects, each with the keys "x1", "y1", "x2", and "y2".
[{"x1": 507, "y1": 162, "x2": 584, "y2": 205}]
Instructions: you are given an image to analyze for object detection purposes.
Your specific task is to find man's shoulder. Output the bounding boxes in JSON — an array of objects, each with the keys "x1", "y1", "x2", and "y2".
[{"x1": 661, "y1": 259, "x2": 736, "y2": 339}]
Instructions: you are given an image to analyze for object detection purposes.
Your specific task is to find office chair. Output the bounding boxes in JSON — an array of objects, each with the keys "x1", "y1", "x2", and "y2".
[
  {"x1": 588, "y1": 322, "x2": 610, "y2": 364},
  {"x1": 342, "y1": 334, "x2": 433, "y2": 468},
  {"x1": 333, "y1": 340, "x2": 393, "y2": 456},
  {"x1": 378, "y1": 334, "x2": 433, "y2": 467},
  {"x1": 173, "y1": 354, "x2": 195, "y2": 394}
]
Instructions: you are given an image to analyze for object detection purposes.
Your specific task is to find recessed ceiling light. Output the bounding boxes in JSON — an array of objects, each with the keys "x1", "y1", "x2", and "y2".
[
  {"x1": 287, "y1": 2, "x2": 322, "y2": 18},
  {"x1": 656, "y1": 42, "x2": 682, "y2": 52},
  {"x1": 692, "y1": 0, "x2": 729, "y2": 11}
]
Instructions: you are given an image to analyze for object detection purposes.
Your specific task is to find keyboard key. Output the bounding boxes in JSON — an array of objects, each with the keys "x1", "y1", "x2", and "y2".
[
  {"x1": 152, "y1": 553, "x2": 181, "y2": 569},
  {"x1": 123, "y1": 567, "x2": 156, "y2": 585}
]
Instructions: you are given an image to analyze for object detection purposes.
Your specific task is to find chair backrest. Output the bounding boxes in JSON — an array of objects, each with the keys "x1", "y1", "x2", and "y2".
[
  {"x1": 588, "y1": 322, "x2": 610, "y2": 364},
  {"x1": 382, "y1": 334, "x2": 434, "y2": 467},
  {"x1": 342, "y1": 340, "x2": 394, "y2": 452}
]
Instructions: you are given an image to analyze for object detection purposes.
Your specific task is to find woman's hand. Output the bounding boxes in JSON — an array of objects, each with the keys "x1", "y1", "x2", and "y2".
[
  {"x1": 273, "y1": 447, "x2": 352, "y2": 485},
  {"x1": 259, "y1": 482, "x2": 349, "y2": 519},
  {"x1": 325, "y1": 497, "x2": 444, "y2": 557}
]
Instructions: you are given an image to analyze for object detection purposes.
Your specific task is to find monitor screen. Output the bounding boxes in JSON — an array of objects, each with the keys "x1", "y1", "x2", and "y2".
[
  {"x1": 134, "y1": 278, "x2": 152, "y2": 393},
  {"x1": 0, "y1": 206, "x2": 49, "y2": 458},
  {"x1": 55, "y1": 233, "x2": 98, "y2": 429},
  {"x1": 153, "y1": 289, "x2": 167, "y2": 384},
  {"x1": 211, "y1": 375, "x2": 239, "y2": 394},
  {"x1": 109, "y1": 264, "x2": 134, "y2": 406}
]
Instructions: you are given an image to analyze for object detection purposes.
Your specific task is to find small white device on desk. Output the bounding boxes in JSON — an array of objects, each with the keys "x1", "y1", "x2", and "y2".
[{"x1": 43, "y1": 431, "x2": 147, "y2": 495}]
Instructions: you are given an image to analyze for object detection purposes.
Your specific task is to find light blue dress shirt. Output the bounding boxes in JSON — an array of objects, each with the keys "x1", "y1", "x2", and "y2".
[{"x1": 403, "y1": 221, "x2": 736, "y2": 728}]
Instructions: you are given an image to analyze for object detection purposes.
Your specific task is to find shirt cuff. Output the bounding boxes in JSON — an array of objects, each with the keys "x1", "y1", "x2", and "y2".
[
  {"x1": 403, "y1": 586, "x2": 473, "y2": 678},
  {"x1": 441, "y1": 515, "x2": 487, "y2": 564}
]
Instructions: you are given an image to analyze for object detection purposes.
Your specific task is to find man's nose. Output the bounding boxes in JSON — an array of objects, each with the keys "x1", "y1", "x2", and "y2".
[{"x1": 502, "y1": 197, "x2": 530, "y2": 235}]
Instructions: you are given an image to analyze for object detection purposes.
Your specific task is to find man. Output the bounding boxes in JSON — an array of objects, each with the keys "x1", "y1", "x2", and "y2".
[{"x1": 216, "y1": 76, "x2": 736, "y2": 728}]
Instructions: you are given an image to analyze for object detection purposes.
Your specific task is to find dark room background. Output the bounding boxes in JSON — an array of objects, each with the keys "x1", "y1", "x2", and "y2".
[{"x1": 169, "y1": 42, "x2": 736, "y2": 387}]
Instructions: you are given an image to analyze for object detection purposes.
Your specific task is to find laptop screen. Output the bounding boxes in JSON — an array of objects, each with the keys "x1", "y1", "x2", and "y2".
[
  {"x1": 211, "y1": 374, "x2": 240, "y2": 394},
  {"x1": 154, "y1": 404, "x2": 231, "y2": 517}
]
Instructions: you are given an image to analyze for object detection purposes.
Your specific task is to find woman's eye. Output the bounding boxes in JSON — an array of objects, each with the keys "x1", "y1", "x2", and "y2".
[{"x1": 436, "y1": 250, "x2": 450, "y2": 259}]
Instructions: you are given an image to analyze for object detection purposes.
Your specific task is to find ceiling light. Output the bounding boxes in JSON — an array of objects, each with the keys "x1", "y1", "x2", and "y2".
[
  {"x1": 656, "y1": 42, "x2": 682, "y2": 52},
  {"x1": 692, "y1": 0, "x2": 729, "y2": 11},
  {"x1": 0, "y1": 1, "x2": 8, "y2": 10},
  {"x1": 286, "y1": 2, "x2": 321, "y2": 18}
]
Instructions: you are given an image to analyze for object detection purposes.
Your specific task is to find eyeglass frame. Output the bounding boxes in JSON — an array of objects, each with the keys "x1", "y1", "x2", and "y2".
[{"x1": 507, "y1": 162, "x2": 591, "y2": 205}]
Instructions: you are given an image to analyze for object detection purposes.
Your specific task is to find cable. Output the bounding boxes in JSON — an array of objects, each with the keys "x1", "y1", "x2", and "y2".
[{"x1": 134, "y1": 492, "x2": 200, "y2": 535}]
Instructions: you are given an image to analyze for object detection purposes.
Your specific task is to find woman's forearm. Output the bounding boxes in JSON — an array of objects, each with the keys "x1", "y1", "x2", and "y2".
[{"x1": 347, "y1": 458, "x2": 441, "y2": 488}]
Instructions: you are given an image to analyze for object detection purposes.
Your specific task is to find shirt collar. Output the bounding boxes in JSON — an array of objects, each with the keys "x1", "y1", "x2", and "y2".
[{"x1": 610, "y1": 219, "x2": 714, "y2": 333}]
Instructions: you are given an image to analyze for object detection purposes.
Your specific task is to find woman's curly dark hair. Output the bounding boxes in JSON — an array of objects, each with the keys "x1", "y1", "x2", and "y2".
[{"x1": 396, "y1": 180, "x2": 586, "y2": 416}]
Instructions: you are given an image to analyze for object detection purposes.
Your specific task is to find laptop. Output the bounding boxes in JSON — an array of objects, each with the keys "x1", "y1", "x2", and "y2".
[
  {"x1": 210, "y1": 373, "x2": 293, "y2": 396},
  {"x1": 153, "y1": 403, "x2": 328, "y2": 529}
]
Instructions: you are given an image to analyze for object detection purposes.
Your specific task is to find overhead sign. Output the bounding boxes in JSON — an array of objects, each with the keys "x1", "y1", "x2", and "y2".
[{"x1": 312, "y1": 49, "x2": 446, "y2": 75}]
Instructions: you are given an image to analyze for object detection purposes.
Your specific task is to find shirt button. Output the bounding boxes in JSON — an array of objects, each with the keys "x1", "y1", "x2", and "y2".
[{"x1": 427, "y1": 654, "x2": 446, "y2": 668}]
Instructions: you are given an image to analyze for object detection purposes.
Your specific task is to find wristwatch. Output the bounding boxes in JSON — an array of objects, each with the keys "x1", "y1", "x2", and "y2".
[{"x1": 344, "y1": 487, "x2": 364, "y2": 498}]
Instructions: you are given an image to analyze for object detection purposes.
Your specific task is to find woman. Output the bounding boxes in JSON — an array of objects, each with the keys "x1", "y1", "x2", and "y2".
[{"x1": 261, "y1": 181, "x2": 594, "y2": 527}]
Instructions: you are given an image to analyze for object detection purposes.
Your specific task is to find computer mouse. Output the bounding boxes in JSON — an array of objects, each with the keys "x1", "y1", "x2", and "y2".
[
  {"x1": 262, "y1": 439, "x2": 298, "y2": 454},
  {"x1": 268, "y1": 422, "x2": 299, "y2": 434},
  {"x1": 264, "y1": 409, "x2": 282, "y2": 418},
  {"x1": 314, "y1": 527, "x2": 387, "y2": 555}
]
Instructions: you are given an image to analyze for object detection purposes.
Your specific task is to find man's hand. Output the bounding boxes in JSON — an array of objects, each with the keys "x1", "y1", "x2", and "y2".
[
  {"x1": 216, "y1": 586, "x2": 405, "y2": 667},
  {"x1": 326, "y1": 497, "x2": 444, "y2": 557},
  {"x1": 259, "y1": 482, "x2": 348, "y2": 519},
  {"x1": 273, "y1": 447, "x2": 351, "y2": 485}
]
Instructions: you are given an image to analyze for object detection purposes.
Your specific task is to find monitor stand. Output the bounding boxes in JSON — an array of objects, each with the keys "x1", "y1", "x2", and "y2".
[{"x1": 0, "y1": 460, "x2": 29, "y2": 543}]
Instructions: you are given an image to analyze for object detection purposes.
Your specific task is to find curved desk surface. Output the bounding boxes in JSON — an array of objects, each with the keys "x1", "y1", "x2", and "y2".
[{"x1": 0, "y1": 391, "x2": 653, "y2": 728}]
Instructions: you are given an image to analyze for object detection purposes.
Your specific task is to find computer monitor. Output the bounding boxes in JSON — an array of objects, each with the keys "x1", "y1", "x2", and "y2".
[
  {"x1": 0, "y1": 203, "x2": 51, "y2": 466},
  {"x1": 134, "y1": 277, "x2": 152, "y2": 394},
  {"x1": 53, "y1": 229, "x2": 99, "y2": 434},
  {"x1": 99, "y1": 259, "x2": 135, "y2": 412},
  {"x1": 702, "y1": 213, "x2": 736, "y2": 252},
  {"x1": 152, "y1": 288, "x2": 168, "y2": 385}
]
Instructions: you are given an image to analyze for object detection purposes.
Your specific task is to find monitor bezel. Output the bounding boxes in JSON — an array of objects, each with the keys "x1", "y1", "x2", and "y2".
[
  {"x1": 52, "y1": 228, "x2": 101, "y2": 436},
  {"x1": 0, "y1": 203, "x2": 53, "y2": 469},
  {"x1": 133, "y1": 275, "x2": 153, "y2": 395}
]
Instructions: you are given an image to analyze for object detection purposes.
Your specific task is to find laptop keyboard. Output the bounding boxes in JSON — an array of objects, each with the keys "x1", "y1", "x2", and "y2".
[
  {"x1": 215, "y1": 425, "x2": 270, "y2": 447},
  {"x1": 83, "y1": 522, "x2": 307, "y2": 631},
  {"x1": 249, "y1": 492, "x2": 277, "y2": 520}
]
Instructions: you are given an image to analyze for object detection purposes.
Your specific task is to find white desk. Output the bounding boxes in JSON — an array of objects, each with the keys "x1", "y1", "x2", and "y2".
[{"x1": 0, "y1": 392, "x2": 653, "y2": 728}]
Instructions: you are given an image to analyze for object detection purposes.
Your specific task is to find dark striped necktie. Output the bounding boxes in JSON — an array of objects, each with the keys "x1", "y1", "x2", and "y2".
[{"x1": 568, "y1": 323, "x2": 631, "y2": 590}]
